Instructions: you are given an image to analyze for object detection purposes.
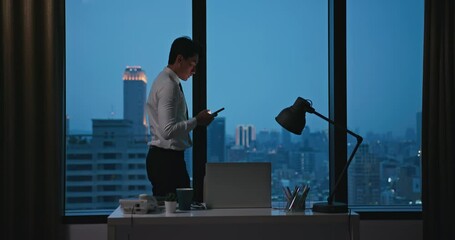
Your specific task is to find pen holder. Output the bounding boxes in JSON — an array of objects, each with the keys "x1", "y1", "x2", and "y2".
[
  {"x1": 283, "y1": 185, "x2": 310, "y2": 211},
  {"x1": 290, "y1": 201, "x2": 305, "y2": 211}
]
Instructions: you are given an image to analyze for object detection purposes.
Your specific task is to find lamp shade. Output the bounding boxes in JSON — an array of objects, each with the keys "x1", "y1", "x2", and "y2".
[{"x1": 275, "y1": 97, "x2": 310, "y2": 135}]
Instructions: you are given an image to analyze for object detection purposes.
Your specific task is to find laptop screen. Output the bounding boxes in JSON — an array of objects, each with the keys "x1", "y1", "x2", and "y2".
[{"x1": 203, "y1": 162, "x2": 271, "y2": 209}]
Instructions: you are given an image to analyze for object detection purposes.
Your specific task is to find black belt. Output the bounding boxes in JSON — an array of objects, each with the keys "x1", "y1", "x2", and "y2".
[{"x1": 150, "y1": 145, "x2": 184, "y2": 153}]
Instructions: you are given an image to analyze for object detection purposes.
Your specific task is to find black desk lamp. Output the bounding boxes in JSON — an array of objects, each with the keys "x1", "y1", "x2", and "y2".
[{"x1": 275, "y1": 97, "x2": 363, "y2": 213}]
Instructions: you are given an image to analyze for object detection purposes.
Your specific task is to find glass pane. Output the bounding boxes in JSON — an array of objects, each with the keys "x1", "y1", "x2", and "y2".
[
  {"x1": 347, "y1": 0, "x2": 424, "y2": 206},
  {"x1": 65, "y1": 0, "x2": 192, "y2": 214},
  {"x1": 207, "y1": 0, "x2": 328, "y2": 208}
]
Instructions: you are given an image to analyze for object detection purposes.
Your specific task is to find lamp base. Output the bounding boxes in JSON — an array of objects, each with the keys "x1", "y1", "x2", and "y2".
[{"x1": 312, "y1": 202, "x2": 348, "y2": 213}]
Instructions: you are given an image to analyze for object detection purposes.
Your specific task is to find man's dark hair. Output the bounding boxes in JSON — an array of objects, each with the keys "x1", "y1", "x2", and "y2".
[{"x1": 168, "y1": 36, "x2": 201, "y2": 65}]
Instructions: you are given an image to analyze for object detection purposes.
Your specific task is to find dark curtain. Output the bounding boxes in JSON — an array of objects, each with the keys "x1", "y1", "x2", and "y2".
[
  {"x1": 1, "y1": 0, "x2": 66, "y2": 240},
  {"x1": 422, "y1": 0, "x2": 455, "y2": 240}
]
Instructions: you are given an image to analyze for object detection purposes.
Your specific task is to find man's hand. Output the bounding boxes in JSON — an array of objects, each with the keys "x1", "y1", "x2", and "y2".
[{"x1": 196, "y1": 109, "x2": 214, "y2": 126}]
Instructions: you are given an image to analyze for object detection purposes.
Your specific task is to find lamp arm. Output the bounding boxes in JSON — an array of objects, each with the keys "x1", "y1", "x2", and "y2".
[{"x1": 311, "y1": 111, "x2": 363, "y2": 205}]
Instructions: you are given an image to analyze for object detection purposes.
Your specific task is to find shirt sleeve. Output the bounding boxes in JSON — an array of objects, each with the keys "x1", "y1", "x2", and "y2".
[{"x1": 157, "y1": 81, "x2": 196, "y2": 140}]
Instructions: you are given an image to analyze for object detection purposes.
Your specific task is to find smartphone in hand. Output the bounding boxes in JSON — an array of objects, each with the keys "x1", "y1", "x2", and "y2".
[{"x1": 211, "y1": 107, "x2": 225, "y2": 117}]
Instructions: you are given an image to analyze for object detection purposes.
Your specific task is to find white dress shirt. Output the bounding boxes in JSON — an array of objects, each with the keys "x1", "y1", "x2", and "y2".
[{"x1": 146, "y1": 67, "x2": 197, "y2": 150}]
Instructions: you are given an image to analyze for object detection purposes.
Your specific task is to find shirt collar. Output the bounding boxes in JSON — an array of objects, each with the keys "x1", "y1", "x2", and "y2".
[{"x1": 164, "y1": 67, "x2": 180, "y2": 84}]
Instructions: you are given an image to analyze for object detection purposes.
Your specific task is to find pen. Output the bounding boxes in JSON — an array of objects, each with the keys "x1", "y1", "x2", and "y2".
[
  {"x1": 283, "y1": 186, "x2": 292, "y2": 201},
  {"x1": 288, "y1": 186, "x2": 301, "y2": 211}
]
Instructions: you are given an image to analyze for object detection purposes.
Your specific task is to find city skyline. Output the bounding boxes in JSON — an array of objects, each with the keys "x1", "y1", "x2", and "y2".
[
  {"x1": 66, "y1": 110, "x2": 422, "y2": 210},
  {"x1": 65, "y1": 61, "x2": 423, "y2": 142}
]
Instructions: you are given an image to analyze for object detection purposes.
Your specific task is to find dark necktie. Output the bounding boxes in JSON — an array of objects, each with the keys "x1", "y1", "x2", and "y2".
[{"x1": 179, "y1": 83, "x2": 189, "y2": 120}]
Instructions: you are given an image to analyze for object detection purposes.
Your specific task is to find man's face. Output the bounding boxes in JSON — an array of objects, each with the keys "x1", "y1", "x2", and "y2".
[{"x1": 176, "y1": 54, "x2": 198, "y2": 81}]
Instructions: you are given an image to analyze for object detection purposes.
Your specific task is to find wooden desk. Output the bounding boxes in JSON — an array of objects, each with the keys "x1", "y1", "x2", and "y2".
[{"x1": 108, "y1": 206, "x2": 359, "y2": 240}]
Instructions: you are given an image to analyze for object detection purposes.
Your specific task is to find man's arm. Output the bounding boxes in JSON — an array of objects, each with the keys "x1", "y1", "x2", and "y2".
[{"x1": 157, "y1": 83, "x2": 197, "y2": 140}]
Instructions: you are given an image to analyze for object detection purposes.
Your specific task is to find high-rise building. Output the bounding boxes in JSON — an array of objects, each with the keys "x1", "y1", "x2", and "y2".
[
  {"x1": 66, "y1": 66, "x2": 150, "y2": 211},
  {"x1": 348, "y1": 144, "x2": 380, "y2": 205},
  {"x1": 396, "y1": 162, "x2": 421, "y2": 204},
  {"x1": 235, "y1": 124, "x2": 256, "y2": 148},
  {"x1": 208, "y1": 117, "x2": 226, "y2": 162},
  {"x1": 66, "y1": 119, "x2": 150, "y2": 210},
  {"x1": 123, "y1": 66, "x2": 147, "y2": 138}
]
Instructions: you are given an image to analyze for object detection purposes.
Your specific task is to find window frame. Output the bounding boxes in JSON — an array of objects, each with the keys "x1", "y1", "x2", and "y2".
[{"x1": 63, "y1": 0, "x2": 422, "y2": 224}]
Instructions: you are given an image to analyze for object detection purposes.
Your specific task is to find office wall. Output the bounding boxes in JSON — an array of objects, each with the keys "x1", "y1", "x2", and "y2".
[{"x1": 67, "y1": 220, "x2": 422, "y2": 240}]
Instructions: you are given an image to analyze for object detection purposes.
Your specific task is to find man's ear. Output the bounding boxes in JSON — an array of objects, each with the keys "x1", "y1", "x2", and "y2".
[{"x1": 177, "y1": 55, "x2": 183, "y2": 63}]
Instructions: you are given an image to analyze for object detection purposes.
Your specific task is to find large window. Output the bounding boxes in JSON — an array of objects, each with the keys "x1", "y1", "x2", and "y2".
[
  {"x1": 346, "y1": 0, "x2": 424, "y2": 207},
  {"x1": 207, "y1": 0, "x2": 329, "y2": 207},
  {"x1": 65, "y1": 0, "x2": 192, "y2": 214},
  {"x1": 65, "y1": 0, "x2": 424, "y2": 218}
]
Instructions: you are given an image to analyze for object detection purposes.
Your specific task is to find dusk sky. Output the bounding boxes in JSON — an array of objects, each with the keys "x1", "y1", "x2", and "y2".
[{"x1": 66, "y1": 0, "x2": 424, "y2": 138}]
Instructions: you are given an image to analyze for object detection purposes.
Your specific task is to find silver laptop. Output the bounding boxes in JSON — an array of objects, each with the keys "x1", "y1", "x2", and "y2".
[{"x1": 203, "y1": 162, "x2": 271, "y2": 209}]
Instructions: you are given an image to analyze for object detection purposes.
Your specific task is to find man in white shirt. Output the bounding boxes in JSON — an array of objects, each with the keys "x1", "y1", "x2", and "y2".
[{"x1": 146, "y1": 36, "x2": 214, "y2": 197}]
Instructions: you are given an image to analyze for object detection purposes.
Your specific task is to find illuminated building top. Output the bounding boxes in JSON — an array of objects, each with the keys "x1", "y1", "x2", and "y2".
[{"x1": 123, "y1": 66, "x2": 147, "y2": 83}]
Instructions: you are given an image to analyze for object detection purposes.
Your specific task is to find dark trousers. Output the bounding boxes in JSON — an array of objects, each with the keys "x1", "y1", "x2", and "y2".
[{"x1": 146, "y1": 146, "x2": 190, "y2": 197}]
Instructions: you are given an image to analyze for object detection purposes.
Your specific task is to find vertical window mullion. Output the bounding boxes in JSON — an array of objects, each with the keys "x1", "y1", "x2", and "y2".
[
  {"x1": 328, "y1": 0, "x2": 348, "y2": 204},
  {"x1": 192, "y1": 0, "x2": 207, "y2": 203}
]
